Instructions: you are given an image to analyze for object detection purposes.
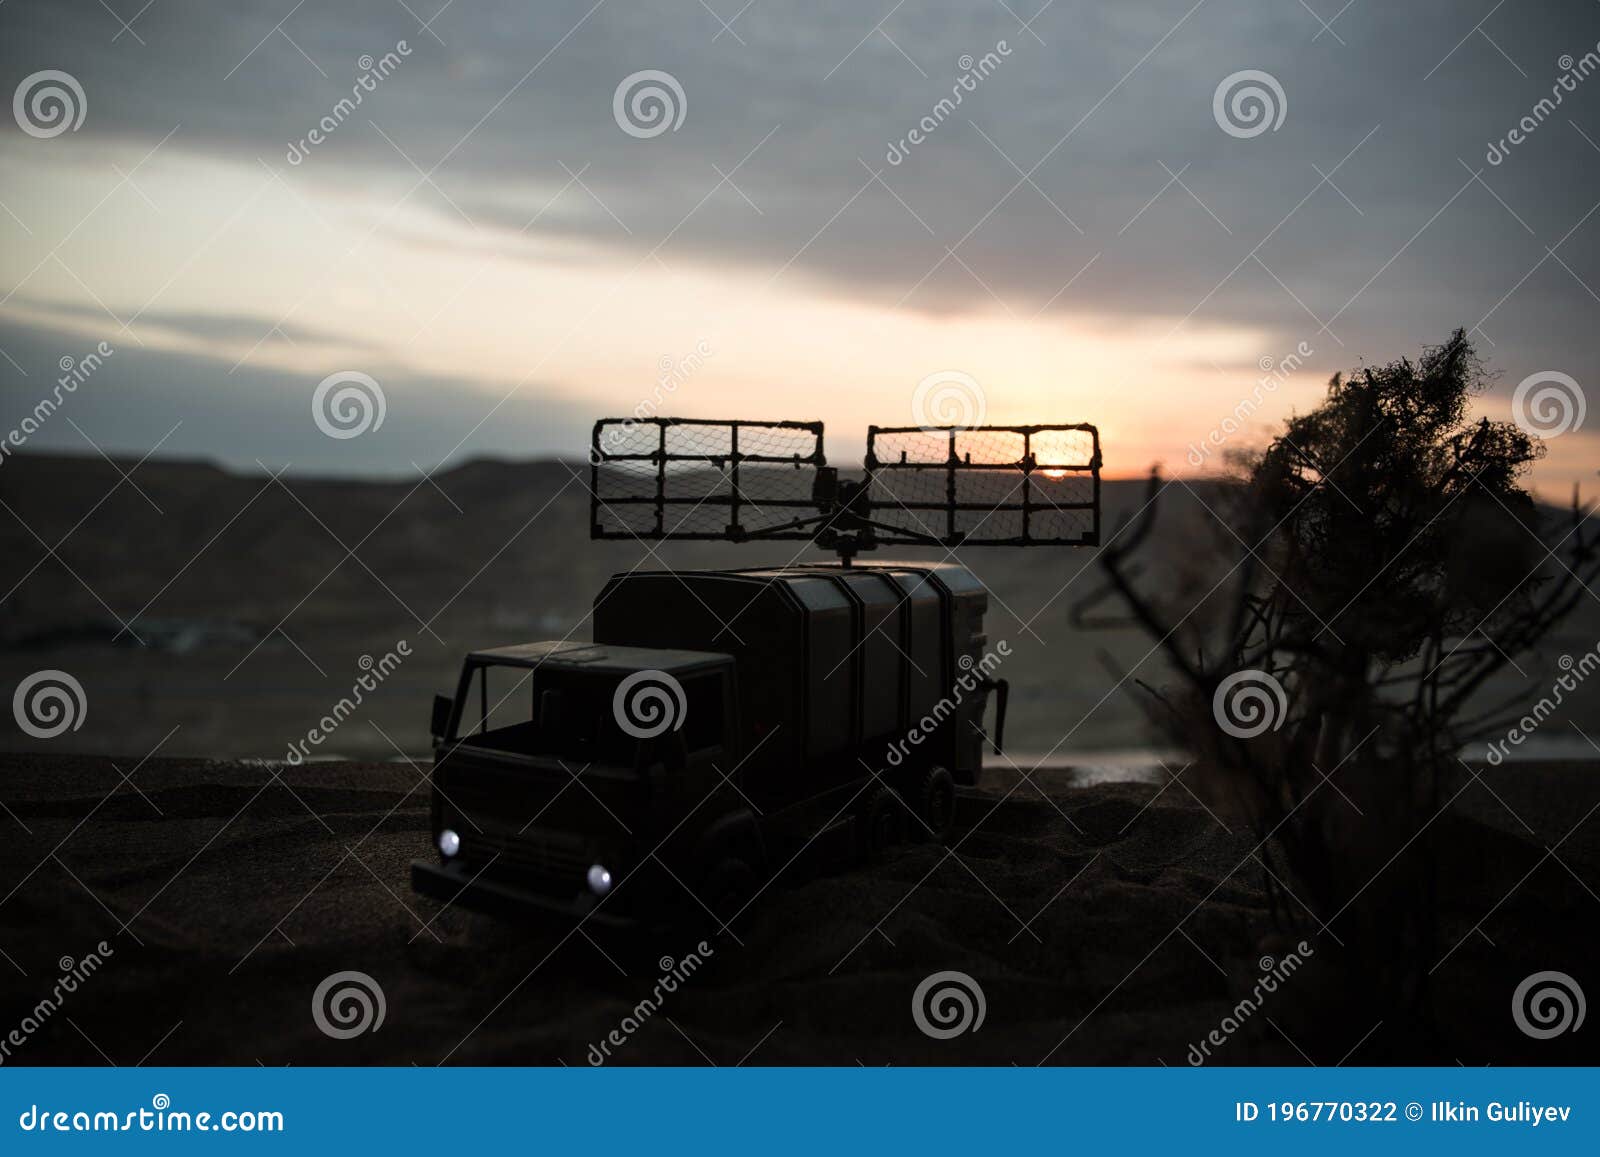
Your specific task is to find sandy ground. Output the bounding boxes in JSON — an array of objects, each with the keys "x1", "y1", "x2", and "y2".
[{"x1": 1, "y1": 752, "x2": 1595, "y2": 1066}]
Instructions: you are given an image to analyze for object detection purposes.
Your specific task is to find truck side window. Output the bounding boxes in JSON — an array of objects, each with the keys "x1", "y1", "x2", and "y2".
[
  {"x1": 463, "y1": 664, "x2": 537, "y2": 753},
  {"x1": 679, "y1": 674, "x2": 724, "y2": 753}
]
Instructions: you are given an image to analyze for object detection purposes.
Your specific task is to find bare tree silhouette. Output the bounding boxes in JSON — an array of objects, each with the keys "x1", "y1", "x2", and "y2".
[{"x1": 1074, "y1": 330, "x2": 1599, "y2": 1040}]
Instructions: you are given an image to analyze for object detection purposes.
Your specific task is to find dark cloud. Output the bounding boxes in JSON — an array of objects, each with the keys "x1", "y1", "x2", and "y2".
[
  {"x1": 0, "y1": 316, "x2": 592, "y2": 474},
  {"x1": 2, "y1": 0, "x2": 1596, "y2": 457}
]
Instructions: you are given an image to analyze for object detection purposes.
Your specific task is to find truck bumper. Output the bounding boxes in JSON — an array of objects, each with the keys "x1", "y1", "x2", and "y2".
[{"x1": 410, "y1": 859, "x2": 642, "y2": 930}]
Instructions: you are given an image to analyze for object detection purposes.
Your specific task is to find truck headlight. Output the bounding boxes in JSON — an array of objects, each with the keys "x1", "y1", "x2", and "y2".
[
  {"x1": 586, "y1": 864, "x2": 613, "y2": 896},
  {"x1": 438, "y1": 828, "x2": 461, "y2": 858}
]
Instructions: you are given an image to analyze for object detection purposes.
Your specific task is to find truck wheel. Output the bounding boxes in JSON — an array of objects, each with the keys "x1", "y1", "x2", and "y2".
[
  {"x1": 903, "y1": 765, "x2": 956, "y2": 843},
  {"x1": 859, "y1": 785, "x2": 904, "y2": 862}
]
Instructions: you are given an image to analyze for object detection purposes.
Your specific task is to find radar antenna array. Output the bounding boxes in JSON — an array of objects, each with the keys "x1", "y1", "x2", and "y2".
[{"x1": 590, "y1": 416, "x2": 1101, "y2": 562}]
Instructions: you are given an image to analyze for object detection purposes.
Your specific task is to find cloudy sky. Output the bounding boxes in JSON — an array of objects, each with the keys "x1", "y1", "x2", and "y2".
[{"x1": 1, "y1": 0, "x2": 1596, "y2": 490}]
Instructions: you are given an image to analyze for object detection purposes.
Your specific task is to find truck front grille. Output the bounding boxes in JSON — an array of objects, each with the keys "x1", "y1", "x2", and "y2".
[{"x1": 462, "y1": 828, "x2": 590, "y2": 885}]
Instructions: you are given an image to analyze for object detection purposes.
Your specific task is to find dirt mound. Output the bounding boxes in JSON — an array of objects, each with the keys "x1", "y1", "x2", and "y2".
[{"x1": 0, "y1": 754, "x2": 1594, "y2": 1065}]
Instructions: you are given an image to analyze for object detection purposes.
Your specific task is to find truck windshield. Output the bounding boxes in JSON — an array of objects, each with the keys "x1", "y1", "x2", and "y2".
[
  {"x1": 453, "y1": 663, "x2": 635, "y2": 763},
  {"x1": 452, "y1": 664, "x2": 724, "y2": 763}
]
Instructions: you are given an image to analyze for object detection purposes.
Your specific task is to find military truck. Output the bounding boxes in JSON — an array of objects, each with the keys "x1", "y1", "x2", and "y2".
[{"x1": 411, "y1": 417, "x2": 1100, "y2": 929}]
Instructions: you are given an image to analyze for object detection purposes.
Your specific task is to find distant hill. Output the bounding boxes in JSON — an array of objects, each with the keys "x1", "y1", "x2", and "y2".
[{"x1": 2, "y1": 453, "x2": 1596, "y2": 760}]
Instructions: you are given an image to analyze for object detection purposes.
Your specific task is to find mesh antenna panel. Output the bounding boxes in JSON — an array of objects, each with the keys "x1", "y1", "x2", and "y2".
[
  {"x1": 590, "y1": 417, "x2": 826, "y2": 541},
  {"x1": 865, "y1": 424, "x2": 1100, "y2": 546},
  {"x1": 590, "y1": 416, "x2": 1101, "y2": 555}
]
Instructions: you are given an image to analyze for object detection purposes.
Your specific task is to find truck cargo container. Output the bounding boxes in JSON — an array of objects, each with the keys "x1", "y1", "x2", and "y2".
[{"x1": 411, "y1": 562, "x2": 1006, "y2": 931}]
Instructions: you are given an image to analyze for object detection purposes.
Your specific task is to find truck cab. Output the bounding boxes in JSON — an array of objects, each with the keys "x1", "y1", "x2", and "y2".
[{"x1": 411, "y1": 641, "x2": 750, "y2": 929}]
